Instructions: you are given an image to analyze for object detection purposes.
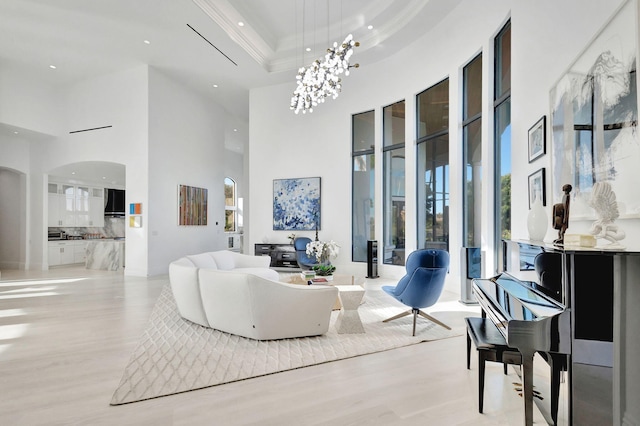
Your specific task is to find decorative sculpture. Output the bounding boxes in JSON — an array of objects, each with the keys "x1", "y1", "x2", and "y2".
[
  {"x1": 588, "y1": 182, "x2": 626, "y2": 249},
  {"x1": 552, "y1": 184, "x2": 572, "y2": 246}
]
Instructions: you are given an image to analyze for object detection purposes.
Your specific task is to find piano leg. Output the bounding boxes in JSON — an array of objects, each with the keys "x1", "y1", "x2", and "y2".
[
  {"x1": 549, "y1": 353, "x2": 563, "y2": 426},
  {"x1": 521, "y1": 350, "x2": 535, "y2": 426}
]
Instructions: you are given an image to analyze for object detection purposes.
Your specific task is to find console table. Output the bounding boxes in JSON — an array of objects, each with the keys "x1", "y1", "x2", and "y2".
[{"x1": 254, "y1": 243, "x2": 299, "y2": 269}]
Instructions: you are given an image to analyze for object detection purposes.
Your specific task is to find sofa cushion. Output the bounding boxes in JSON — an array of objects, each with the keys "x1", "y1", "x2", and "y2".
[
  {"x1": 234, "y1": 267, "x2": 280, "y2": 281},
  {"x1": 169, "y1": 258, "x2": 209, "y2": 327},
  {"x1": 186, "y1": 253, "x2": 218, "y2": 269},
  {"x1": 209, "y1": 250, "x2": 236, "y2": 270},
  {"x1": 198, "y1": 269, "x2": 338, "y2": 340}
]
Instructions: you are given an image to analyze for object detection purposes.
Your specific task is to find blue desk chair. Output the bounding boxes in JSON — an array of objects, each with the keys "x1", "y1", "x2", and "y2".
[
  {"x1": 382, "y1": 249, "x2": 451, "y2": 336},
  {"x1": 294, "y1": 237, "x2": 318, "y2": 270}
]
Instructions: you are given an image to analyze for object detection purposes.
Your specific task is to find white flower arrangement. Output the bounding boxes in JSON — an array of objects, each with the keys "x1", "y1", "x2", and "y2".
[{"x1": 306, "y1": 240, "x2": 340, "y2": 263}]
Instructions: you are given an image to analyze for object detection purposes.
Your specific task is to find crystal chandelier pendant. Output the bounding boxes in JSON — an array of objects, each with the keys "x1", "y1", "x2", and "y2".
[{"x1": 290, "y1": 34, "x2": 359, "y2": 114}]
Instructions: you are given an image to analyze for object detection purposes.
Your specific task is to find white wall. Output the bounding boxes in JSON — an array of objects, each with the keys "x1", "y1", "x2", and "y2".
[
  {"x1": 0, "y1": 138, "x2": 30, "y2": 269},
  {"x1": 1, "y1": 0, "x2": 636, "y2": 277},
  {"x1": 1, "y1": 64, "x2": 239, "y2": 276},
  {"x1": 0, "y1": 168, "x2": 25, "y2": 269},
  {"x1": 249, "y1": 0, "x2": 639, "y2": 288},
  {"x1": 146, "y1": 68, "x2": 231, "y2": 275},
  {"x1": 249, "y1": 0, "x2": 512, "y2": 283},
  {"x1": 0, "y1": 66, "x2": 150, "y2": 272},
  {"x1": 1, "y1": 78, "x2": 56, "y2": 267},
  {"x1": 0, "y1": 67, "x2": 62, "y2": 136},
  {"x1": 510, "y1": 0, "x2": 627, "y2": 243},
  {"x1": 45, "y1": 66, "x2": 150, "y2": 275}
]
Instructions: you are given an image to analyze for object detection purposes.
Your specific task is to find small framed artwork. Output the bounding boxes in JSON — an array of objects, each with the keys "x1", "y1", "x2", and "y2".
[
  {"x1": 178, "y1": 184, "x2": 208, "y2": 226},
  {"x1": 528, "y1": 115, "x2": 546, "y2": 163},
  {"x1": 129, "y1": 203, "x2": 142, "y2": 215},
  {"x1": 528, "y1": 168, "x2": 546, "y2": 208}
]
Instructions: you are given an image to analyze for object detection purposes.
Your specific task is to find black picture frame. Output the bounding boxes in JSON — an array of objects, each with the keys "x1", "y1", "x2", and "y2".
[
  {"x1": 528, "y1": 168, "x2": 546, "y2": 208},
  {"x1": 528, "y1": 115, "x2": 546, "y2": 163}
]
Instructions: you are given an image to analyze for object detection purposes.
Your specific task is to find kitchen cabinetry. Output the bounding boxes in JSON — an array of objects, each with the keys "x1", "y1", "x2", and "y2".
[
  {"x1": 48, "y1": 241, "x2": 75, "y2": 266},
  {"x1": 48, "y1": 183, "x2": 73, "y2": 226},
  {"x1": 47, "y1": 182, "x2": 104, "y2": 227},
  {"x1": 73, "y1": 241, "x2": 88, "y2": 264},
  {"x1": 75, "y1": 186, "x2": 90, "y2": 226},
  {"x1": 48, "y1": 241, "x2": 88, "y2": 266},
  {"x1": 89, "y1": 187, "x2": 105, "y2": 227}
]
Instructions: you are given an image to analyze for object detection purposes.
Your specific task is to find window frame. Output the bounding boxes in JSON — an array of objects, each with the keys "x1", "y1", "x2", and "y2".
[
  {"x1": 351, "y1": 110, "x2": 376, "y2": 262},
  {"x1": 416, "y1": 78, "x2": 450, "y2": 252},
  {"x1": 494, "y1": 21, "x2": 511, "y2": 272},
  {"x1": 224, "y1": 177, "x2": 237, "y2": 233},
  {"x1": 382, "y1": 100, "x2": 406, "y2": 265}
]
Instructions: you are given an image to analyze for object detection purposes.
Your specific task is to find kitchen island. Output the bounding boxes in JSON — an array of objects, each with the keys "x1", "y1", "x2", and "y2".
[{"x1": 85, "y1": 240, "x2": 125, "y2": 271}]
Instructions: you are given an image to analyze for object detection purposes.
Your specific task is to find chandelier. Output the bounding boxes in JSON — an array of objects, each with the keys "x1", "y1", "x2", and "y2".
[{"x1": 290, "y1": 34, "x2": 360, "y2": 114}]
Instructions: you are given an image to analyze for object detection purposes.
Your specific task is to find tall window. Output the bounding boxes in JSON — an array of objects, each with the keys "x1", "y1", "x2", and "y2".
[
  {"x1": 383, "y1": 100, "x2": 406, "y2": 265},
  {"x1": 463, "y1": 54, "x2": 483, "y2": 248},
  {"x1": 494, "y1": 22, "x2": 511, "y2": 270},
  {"x1": 352, "y1": 110, "x2": 375, "y2": 262},
  {"x1": 224, "y1": 177, "x2": 236, "y2": 232},
  {"x1": 417, "y1": 79, "x2": 450, "y2": 251}
]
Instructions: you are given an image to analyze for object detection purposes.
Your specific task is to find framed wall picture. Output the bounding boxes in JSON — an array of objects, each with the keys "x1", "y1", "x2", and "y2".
[
  {"x1": 550, "y1": 0, "x2": 639, "y2": 219},
  {"x1": 273, "y1": 177, "x2": 321, "y2": 230},
  {"x1": 528, "y1": 115, "x2": 546, "y2": 163},
  {"x1": 528, "y1": 168, "x2": 546, "y2": 208},
  {"x1": 178, "y1": 184, "x2": 208, "y2": 226}
]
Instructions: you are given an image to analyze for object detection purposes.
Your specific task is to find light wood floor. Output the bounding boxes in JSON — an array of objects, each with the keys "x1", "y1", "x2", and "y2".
[{"x1": 0, "y1": 267, "x2": 545, "y2": 425}]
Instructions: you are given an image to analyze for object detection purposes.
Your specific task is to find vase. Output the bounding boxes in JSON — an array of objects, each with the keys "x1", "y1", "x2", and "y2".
[{"x1": 527, "y1": 198, "x2": 548, "y2": 241}]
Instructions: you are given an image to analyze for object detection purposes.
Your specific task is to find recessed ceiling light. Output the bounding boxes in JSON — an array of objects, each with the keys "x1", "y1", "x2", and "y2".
[
  {"x1": 213, "y1": 84, "x2": 218, "y2": 88},
  {"x1": 238, "y1": 22, "x2": 244, "y2": 27},
  {"x1": 71, "y1": 172, "x2": 76, "y2": 175},
  {"x1": 305, "y1": 47, "x2": 311, "y2": 52},
  {"x1": 102, "y1": 176, "x2": 106, "y2": 179},
  {"x1": 368, "y1": 25, "x2": 374, "y2": 30},
  {"x1": 233, "y1": 129, "x2": 238, "y2": 132},
  {"x1": 143, "y1": 40, "x2": 151, "y2": 44},
  {"x1": 49, "y1": 65, "x2": 57, "y2": 69},
  {"x1": 13, "y1": 131, "x2": 18, "y2": 134}
]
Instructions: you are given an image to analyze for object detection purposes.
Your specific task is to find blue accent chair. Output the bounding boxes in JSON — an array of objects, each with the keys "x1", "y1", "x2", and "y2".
[
  {"x1": 382, "y1": 249, "x2": 451, "y2": 336},
  {"x1": 294, "y1": 237, "x2": 318, "y2": 270}
]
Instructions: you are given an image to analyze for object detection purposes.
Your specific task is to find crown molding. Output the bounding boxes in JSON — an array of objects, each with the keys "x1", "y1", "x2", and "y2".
[
  {"x1": 192, "y1": 0, "x2": 274, "y2": 70},
  {"x1": 193, "y1": 0, "x2": 431, "y2": 74}
]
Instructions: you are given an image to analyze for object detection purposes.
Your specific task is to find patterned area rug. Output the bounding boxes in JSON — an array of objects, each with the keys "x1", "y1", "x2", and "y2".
[{"x1": 110, "y1": 282, "x2": 472, "y2": 405}]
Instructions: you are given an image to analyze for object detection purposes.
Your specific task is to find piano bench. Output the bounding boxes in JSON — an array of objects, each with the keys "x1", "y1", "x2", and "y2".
[{"x1": 465, "y1": 317, "x2": 522, "y2": 413}]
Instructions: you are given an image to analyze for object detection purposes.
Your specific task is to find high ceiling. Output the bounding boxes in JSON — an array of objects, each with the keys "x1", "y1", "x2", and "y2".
[{"x1": 0, "y1": 0, "x2": 460, "y2": 149}]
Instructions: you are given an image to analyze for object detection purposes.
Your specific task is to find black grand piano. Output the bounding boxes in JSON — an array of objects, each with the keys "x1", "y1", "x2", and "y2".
[
  {"x1": 476, "y1": 240, "x2": 640, "y2": 426},
  {"x1": 477, "y1": 240, "x2": 640, "y2": 426},
  {"x1": 473, "y1": 271, "x2": 570, "y2": 425}
]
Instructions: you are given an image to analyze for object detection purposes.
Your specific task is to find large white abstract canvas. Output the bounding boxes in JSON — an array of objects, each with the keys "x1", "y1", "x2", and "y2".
[{"x1": 550, "y1": 0, "x2": 639, "y2": 219}]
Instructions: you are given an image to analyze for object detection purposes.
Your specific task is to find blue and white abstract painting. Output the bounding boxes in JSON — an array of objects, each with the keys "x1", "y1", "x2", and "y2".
[{"x1": 273, "y1": 177, "x2": 321, "y2": 230}]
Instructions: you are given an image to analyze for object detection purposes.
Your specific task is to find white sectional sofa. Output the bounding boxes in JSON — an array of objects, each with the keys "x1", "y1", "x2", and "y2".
[{"x1": 169, "y1": 250, "x2": 338, "y2": 340}]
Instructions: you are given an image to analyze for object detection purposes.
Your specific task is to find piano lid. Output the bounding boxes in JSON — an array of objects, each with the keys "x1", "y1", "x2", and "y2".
[{"x1": 474, "y1": 272, "x2": 564, "y2": 322}]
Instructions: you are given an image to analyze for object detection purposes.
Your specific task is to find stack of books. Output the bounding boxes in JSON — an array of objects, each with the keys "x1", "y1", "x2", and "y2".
[{"x1": 300, "y1": 270, "x2": 316, "y2": 281}]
